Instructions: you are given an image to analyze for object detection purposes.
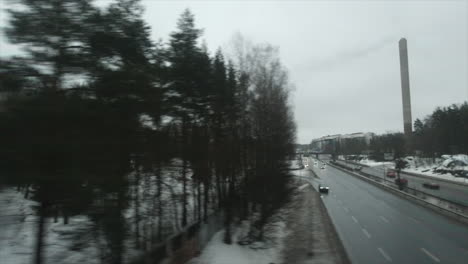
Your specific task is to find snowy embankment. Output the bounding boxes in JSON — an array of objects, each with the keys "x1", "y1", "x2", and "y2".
[
  {"x1": 188, "y1": 219, "x2": 287, "y2": 264},
  {"x1": 0, "y1": 158, "x2": 208, "y2": 264},
  {"x1": 358, "y1": 155, "x2": 468, "y2": 184},
  {"x1": 403, "y1": 167, "x2": 468, "y2": 184},
  {"x1": 359, "y1": 159, "x2": 394, "y2": 167},
  {"x1": 0, "y1": 188, "x2": 101, "y2": 264}
]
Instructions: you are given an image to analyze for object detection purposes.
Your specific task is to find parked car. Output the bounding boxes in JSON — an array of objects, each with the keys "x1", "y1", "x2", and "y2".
[
  {"x1": 386, "y1": 170, "x2": 396, "y2": 178},
  {"x1": 423, "y1": 182, "x2": 440, "y2": 190},
  {"x1": 319, "y1": 185, "x2": 329, "y2": 194},
  {"x1": 320, "y1": 165, "x2": 326, "y2": 169}
]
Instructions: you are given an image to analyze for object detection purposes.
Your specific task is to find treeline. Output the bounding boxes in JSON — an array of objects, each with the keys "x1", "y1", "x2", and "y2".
[
  {"x1": 0, "y1": 1, "x2": 296, "y2": 264},
  {"x1": 413, "y1": 102, "x2": 468, "y2": 156},
  {"x1": 335, "y1": 102, "x2": 468, "y2": 159}
]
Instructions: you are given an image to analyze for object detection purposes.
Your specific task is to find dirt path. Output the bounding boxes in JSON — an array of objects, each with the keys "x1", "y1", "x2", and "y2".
[{"x1": 281, "y1": 184, "x2": 350, "y2": 264}]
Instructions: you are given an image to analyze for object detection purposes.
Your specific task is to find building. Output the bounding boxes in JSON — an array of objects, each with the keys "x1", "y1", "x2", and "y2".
[{"x1": 310, "y1": 132, "x2": 374, "y2": 154}]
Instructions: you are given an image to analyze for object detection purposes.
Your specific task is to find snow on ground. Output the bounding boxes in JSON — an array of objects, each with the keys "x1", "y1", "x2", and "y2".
[
  {"x1": 356, "y1": 155, "x2": 468, "y2": 184},
  {"x1": 0, "y1": 187, "x2": 101, "y2": 264},
  {"x1": 188, "y1": 219, "x2": 287, "y2": 264},
  {"x1": 0, "y1": 157, "x2": 208, "y2": 264},
  {"x1": 288, "y1": 159, "x2": 304, "y2": 170},
  {"x1": 403, "y1": 167, "x2": 468, "y2": 184},
  {"x1": 359, "y1": 159, "x2": 394, "y2": 167}
]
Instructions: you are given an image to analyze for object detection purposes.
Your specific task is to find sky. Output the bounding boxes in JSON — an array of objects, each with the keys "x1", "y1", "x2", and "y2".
[{"x1": 1, "y1": 0, "x2": 467, "y2": 144}]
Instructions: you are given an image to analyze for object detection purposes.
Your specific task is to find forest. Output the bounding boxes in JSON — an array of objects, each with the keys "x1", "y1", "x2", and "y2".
[{"x1": 0, "y1": 1, "x2": 297, "y2": 264}]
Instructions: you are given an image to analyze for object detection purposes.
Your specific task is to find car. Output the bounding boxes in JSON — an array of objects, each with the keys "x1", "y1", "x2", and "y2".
[
  {"x1": 386, "y1": 170, "x2": 396, "y2": 178},
  {"x1": 395, "y1": 178, "x2": 408, "y2": 185},
  {"x1": 319, "y1": 185, "x2": 329, "y2": 194},
  {"x1": 423, "y1": 182, "x2": 440, "y2": 190},
  {"x1": 320, "y1": 165, "x2": 325, "y2": 169}
]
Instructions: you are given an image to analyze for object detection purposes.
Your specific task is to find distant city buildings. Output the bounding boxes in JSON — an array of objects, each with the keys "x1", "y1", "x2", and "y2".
[{"x1": 310, "y1": 132, "x2": 374, "y2": 153}]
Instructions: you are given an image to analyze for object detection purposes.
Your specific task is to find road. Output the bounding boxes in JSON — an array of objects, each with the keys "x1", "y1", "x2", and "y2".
[
  {"x1": 355, "y1": 162, "x2": 468, "y2": 207},
  {"x1": 298, "y1": 158, "x2": 468, "y2": 264}
]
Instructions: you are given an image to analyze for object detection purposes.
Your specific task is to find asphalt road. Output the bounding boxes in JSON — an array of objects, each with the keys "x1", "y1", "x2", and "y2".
[
  {"x1": 357, "y1": 163, "x2": 468, "y2": 207},
  {"x1": 299, "y1": 158, "x2": 468, "y2": 264}
]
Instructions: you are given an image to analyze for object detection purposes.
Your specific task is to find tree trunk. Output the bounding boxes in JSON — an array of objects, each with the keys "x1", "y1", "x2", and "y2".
[
  {"x1": 156, "y1": 163, "x2": 163, "y2": 241},
  {"x1": 203, "y1": 180, "x2": 209, "y2": 222},
  {"x1": 134, "y1": 168, "x2": 141, "y2": 249},
  {"x1": 181, "y1": 119, "x2": 188, "y2": 227},
  {"x1": 197, "y1": 180, "x2": 202, "y2": 222},
  {"x1": 34, "y1": 202, "x2": 47, "y2": 264},
  {"x1": 182, "y1": 157, "x2": 188, "y2": 227}
]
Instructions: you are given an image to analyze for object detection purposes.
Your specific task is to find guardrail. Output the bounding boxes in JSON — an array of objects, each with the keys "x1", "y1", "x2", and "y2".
[
  {"x1": 329, "y1": 161, "x2": 468, "y2": 226},
  {"x1": 337, "y1": 159, "x2": 468, "y2": 187},
  {"x1": 335, "y1": 160, "x2": 467, "y2": 207},
  {"x1": 400, "y1": 169, "x2": 468, "y2": 187},
  {"x1": 335, "y1": 160, "x2": 468, "y2": 208}
]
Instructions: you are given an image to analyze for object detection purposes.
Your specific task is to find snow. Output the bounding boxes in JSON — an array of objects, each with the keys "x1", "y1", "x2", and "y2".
[
  {"x1": 451, "y1": 154, "x2": 468, "y2": 164},
  {"x1": 403, "y1": 167, "x2": 468, "y2": 184},
  {"x1": 188, "y1": 220, "x2": 287, "y2": 264},
  {"x1": 359, "y1": 159, "x2": 394, "y2": 167},
  {"x1": 356, "y1": 155, "x2": 468, "y2": 184},
  {"x1": 0, "y1": 157, "x2": 207, "y2": 264},
  {"x1": 0, "y1": 188, "x2": 102, "y2": 264}
]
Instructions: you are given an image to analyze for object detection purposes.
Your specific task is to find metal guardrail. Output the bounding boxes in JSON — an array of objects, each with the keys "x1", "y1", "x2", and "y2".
[
  {"x1": 335, "y1": 160, "x2": 468, "y2": 208},
  {"x1": 400, "y1": 169, "x2": 468, "y2": 187},
  {"x1": 329, "y1": 161, "x2": 468, "y2": 225},
  {"x1": 337, "y1": 159, "x2": 468, "y2": 186}
]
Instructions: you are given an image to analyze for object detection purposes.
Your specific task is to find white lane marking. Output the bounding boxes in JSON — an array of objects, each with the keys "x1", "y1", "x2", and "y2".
[
  {"x1": 378, "y1": 247, "x2": 392, "y2": 262},
  {"x1": 351, "y1": 216, "x2": 358, "y2": 224},
  {"x1": 409, "y1": 217, "x2": 420, "y2": 223},
  {"x1": 298, "y1": 184, "x2": 308, "y2": 190},
  {"x1": 343, "y1": 207, "x2": 349, "y2": 213},
  {"x1": 380, "y1": 216, "x2": 389, "y2": 223},
  {"x1": 421, "y1": 248, "x2": 440, "y2": 262},
  {"x1": 362, "y1": 228, "x2": 371, "y2": 239}
]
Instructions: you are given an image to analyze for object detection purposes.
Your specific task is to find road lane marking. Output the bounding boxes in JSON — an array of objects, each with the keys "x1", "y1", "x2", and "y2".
[
  {"x1": 362, "y1": 228, "x2": 371, "y2": 238},
  {"x1": 351, "y1": 216, "x2": 358, "y2": 224},
  {"x1": 409, "y1": 217, "x2": 420, "y2": 223},
  {"x1": 378, "y1": 247, "x2": 392, "y2": 262},
  {"x1": 380, "y1": 216, "x2": 389, "y2": 223},
  {"x1": 343, "y1": 207, "x2": 349, "y2": 213},
  {"x1": 421, "y1": 248, "x2": 440, "y2": 262}
]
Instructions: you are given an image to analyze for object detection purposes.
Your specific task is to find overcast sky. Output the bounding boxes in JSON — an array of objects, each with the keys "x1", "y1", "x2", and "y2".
[{"x1": 1, "y1": 0, "x2": 467, "y2": 144}]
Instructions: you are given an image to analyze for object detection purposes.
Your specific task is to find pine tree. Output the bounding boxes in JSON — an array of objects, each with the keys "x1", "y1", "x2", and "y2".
[
  {"x1": 5, "y1": 0, "x2": 96, "y2": 92},
  {"x1": 166, "y1": 9, "x2": 204, "y2": 227}
]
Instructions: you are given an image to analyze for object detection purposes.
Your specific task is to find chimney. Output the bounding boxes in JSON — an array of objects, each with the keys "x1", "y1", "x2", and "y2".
[{"x1": 399, "y1": 38, "x2": 413, "y2": 136}]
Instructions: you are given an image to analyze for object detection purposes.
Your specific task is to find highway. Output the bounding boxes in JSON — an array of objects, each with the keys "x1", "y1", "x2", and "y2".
[
  {"x1": 356, "y1": 163, "x2": 468, "y2": 207},
  {"x1": 300, "y1": 158, "x2": 468, "y2": 264}
]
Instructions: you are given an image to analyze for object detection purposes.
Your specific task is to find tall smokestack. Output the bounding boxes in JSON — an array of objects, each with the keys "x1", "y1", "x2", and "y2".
[{"x1": 399, "y1": 38, "x2": 412, "y2": 136}]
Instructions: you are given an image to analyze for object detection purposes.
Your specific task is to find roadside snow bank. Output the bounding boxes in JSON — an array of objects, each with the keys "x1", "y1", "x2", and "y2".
[
  {"x1": 188, "y1": 219, "x2": 287, "y2": 264},
  {"x1": 359, "y1": 159, "x2": 394, "y2": 167}
]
